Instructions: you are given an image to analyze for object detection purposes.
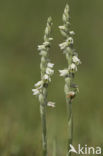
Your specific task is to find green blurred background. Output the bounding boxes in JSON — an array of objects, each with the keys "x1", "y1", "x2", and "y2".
[{"x1": 0, "y1": 0, "x2": 103, "y2": 155}]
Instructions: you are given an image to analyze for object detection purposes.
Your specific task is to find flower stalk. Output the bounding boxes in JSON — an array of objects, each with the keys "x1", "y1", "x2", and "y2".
[
  {"x1": 58, "y1": 4, "x2": 81, "y2": 156},
  {"x1": 32, "y1": 17, "x2": 55, "y2": 156}
]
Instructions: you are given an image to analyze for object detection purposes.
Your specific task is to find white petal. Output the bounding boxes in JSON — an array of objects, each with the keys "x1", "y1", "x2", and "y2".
[
  {"x1": 59, "y1": 42, "x2": 67, "y2": 50},
  {"x1": 43, "y1": 41, "x2": 50, "y2": 46},
  {"x1": 66, "y1": 91, "x2": 75, "y2": 98},
  {"x1": 43, "y1": 74, "x2": 49, "y2": 79},
  {"x1": 58, "y1": 26, "x2": 65, "y2": 30},
  {"x1": 47, "y1": 101, "x2": 55, "y2": 107},
  {"x1": 47, "y1": 62, "x2": 54, "y2": 68},
  {"x1": 69, "y1": 31, "x2": 75, "y2": 35},
  {"x1": 38, "y1": 45, "x2": 45, "y2": 51},
  {"x1": 39, "y1": 51, "x2": 47, "y2": 56},
  {"x1": 32, "y1": 89, "x2": 39, "y2": 95},
  {"x1": 59, "y1": 69, "x2": 68, "y2": 76},
  {"x1": 43, "y1": 74, "x2": 51, "y2": 82},
  {"x1": 72, "y1": 56, "x2": 81, "y2": 65},
  {"x1": 46, "y1": 68, "x2": 54, "y2": 75},
  {"x1": 69, "y1": 63, "x2": 77, "y2": 72},
  {"x1": 70, "y1": 63, "x2": 76, "y2": 69},
  {"x1": 35, "y1": 81, "x2": 43, "y2": 87},
  {"x1": 68, "y1": 91, "x2": 75, "y2": 96},
  {"x1": 49, "y1": 37, "x2": 53, "y2": 41}
]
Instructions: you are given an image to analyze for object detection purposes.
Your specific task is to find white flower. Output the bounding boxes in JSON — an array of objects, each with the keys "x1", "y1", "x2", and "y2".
[
  {"x1": 59, "y1": 69, "x2": 68, "y2": 76},
  {"x1": 38, "y1": 45, "x2": 45, "y2": 51},
  {"x1": 32, "y1": 89, "x2": 40, "y2": 95},
  {"x1": 69, "y1": 63, "x2": 77, "y2": 72},
  {"x1": 34, "y1": 80, "x2": 43, "y2": 88},
  {"x1": 67, "y1": 37, "x2": 74, "y2": 45},
  {"x1": 72, "y1": 56, "x2": 81, "y2": 65},
  {"x1": 47, "y1": 62, "x2": 54, "y2": 68},
  {"x1": 69, "y1": 31, "x2": 75, "y2": 35},
  {"x1": 58, "y1": 25, "x2": 66, "y2": 30},
  {"x1": 46, "y1": 68, "x2": 54, "y2": 75},
  {"x1": 47, "y1": 101, "x2": 55, "y2": 107},
  {"x1": 66, "y1": 91, "x2": 75, "y2": 98},
  {"x1": 59, "y1": 41, "x2": 68, "y2": 50},
  {"x1": 43, "y1": 74, "x2": 49, "y2": 79},
  {"x1": 68, "y1": 91, "x2": 75, "y2": 96},
  {"x1": 43, "y1": 74, "x2": 51, "y2": 82},
  {"x1": 48, "y1": 37, "x2": 53, "y2": 41},
  {"x1": 39, "y1": 51, "x2": 47, "y2": 56},
  {"x1": 43, "y1": 41, "x2": 50, "y2": 46}
]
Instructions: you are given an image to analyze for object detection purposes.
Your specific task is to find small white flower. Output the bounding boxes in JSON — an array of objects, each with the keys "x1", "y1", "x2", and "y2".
[
  {"x1": 59, "y1": 69, "x2": 68, "y2": 76},
  {"x1": 46, "y1": 68, "x2": 54, "y2": 75},
  {"x1": 69, "y1": 91, "x2": 75, "y2": 96},
  {"x1": 58, "y1": 25, "x2": 66, "y2": 30},
  {"x1": 43, "y1": 74, "x2": 49, "y2": 79},
  {"x1": 38, "y1": 45, "x2": 45, "y2": 51},
  {"x1": 67, "y1": 37, "x2": 74, "y2": 45},
  {"x1": 34, "y1": 80, "x2": 43, "y2": 88},
  {"x1": 69, "y1": 31, "x2": 75, "y2": 35},
  {"x1": 47, "y1": 62, "x2": 54, "y2": 68},
  {"x1": 32, "y1": 89, "x2": 40, "y2": 95},
  {"x1": 39, "y1": 51, "x2": 47, "y2": 56},
  {"x1": 59, "y1": 41, "x2": 68, "y2": 50},
  {"x1": 49, "y1": 37, "x2": 53, "y2": 41},
  {"x1": 72, "y1": 56, "x2": 81, "y2": 65},
  {"x1": 43, "y1": 41, "x2": 50, "y2": 46},
  {"x1": 67, "y1": 91, "x2": 75, "y2": 98},
  {"x1": 69, "y1": 63, "x2": 77, "y2": 72},
  {"x1": 43, "y1": 74, "x2": 51, "y2": 82},
  {"x1": 47, "y1": 101, "x2": 55, "y2": 107}
]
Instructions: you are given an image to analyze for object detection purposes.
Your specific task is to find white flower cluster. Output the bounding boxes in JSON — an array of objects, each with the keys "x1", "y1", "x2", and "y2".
[
  {"x1": 32, "y1": 17, "x2": 55, "y2": 107},
  {"x1": 42, "y1": 62, "x2": 54, "y2": 82},
  {"x1": 32, "y1": 62, "x2": 54, "y2": 96},
  {"x1": 58, "y1": 4, "x2": 81, "y2": 77},
  {"x1": 58, "y1": 4, "x2": 81, "y2": 97},
  {"x1": 59, "y1": 56, "x2": 81, "y2": 77},
  {"x1": 59, "y1": 37, "x2": 74, "y2": 50},
  {"x1": 32, "y1": 80, "x2": 43, "y2": 95}
]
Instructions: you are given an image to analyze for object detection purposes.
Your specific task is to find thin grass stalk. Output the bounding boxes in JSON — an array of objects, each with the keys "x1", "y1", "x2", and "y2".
[{"x1": 40, "y1": 87, "x2": 47, "y2": 156}]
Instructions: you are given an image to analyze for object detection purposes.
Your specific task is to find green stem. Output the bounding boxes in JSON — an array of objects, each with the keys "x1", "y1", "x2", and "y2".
[
  {"x1": 40, "y1": 88, "x2": 48, "y2": 156},
  {"x1": 65, "y1": 76, "x2": 73, "y2": 156},
  {"x1": 66, "y1": 98, "x2": 73, "y2": 156}
]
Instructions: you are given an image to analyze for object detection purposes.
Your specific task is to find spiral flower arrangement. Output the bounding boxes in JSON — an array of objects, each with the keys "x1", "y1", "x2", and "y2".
[
  {"x1": 32, "y1": 3, "x2": 81, "y2": 156},
  {"x1": 58, "y1": 4, "x2": 81, "y2": 156},
  {"x1": 32, "y1": 17, "x2": 55, "y2": 156}
]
